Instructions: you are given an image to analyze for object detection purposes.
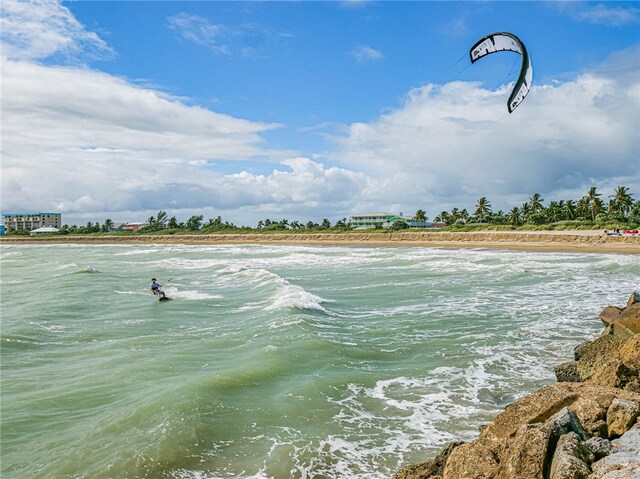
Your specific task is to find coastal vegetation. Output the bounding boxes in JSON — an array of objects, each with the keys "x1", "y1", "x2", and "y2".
[{"x1": 5, "y1": 186, "x2": 638, "y2": 236}]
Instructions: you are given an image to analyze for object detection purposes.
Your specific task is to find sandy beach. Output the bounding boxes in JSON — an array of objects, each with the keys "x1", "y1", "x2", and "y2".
[{"x1": 2, "y1": 230, "x2": 639, "y2": 254}]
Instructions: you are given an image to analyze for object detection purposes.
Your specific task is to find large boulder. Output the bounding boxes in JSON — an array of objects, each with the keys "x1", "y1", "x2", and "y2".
[
  {"x1": 589, "y1": 423, "x2": 640, "y2": 479},
  {"x1": 556, "y1": 361, "x2": 581, "y2": 382},
  {"x1": 442, "y1": 443, "x2": 497, "y2": 479},
  {"x1": 606, "y1": 399, "x2": 640, "y2": 438},
  {"x1": 477, "y1": 383, "x2": 640, "y2": 459},
  {"x1": 576, "y1": 335, "x2": 626, "y2": 381},
  {"x1": 587, "y1": 360, "x2": 640, "y2": 392},
  {"x1": 549, "y1": 432, "x2": 594, "y2": 479}
]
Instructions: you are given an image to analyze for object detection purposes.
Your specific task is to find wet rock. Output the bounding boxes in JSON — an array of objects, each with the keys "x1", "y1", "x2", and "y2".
[
  {"x1": 556, "y1": 361, "x2": 581, "y2": 382},
  {"x1": 549, "y1": 432, "x2": 594, "y2": 479},
  {"x1": 585, "y1": 437, "x2": 612, "y2": 460},
  {"x1": 606, "y1": 399, "x2": 640, "y2": 438},
  {"x1": 442, "y1": 443, "x2": 497, "y2": 479}
]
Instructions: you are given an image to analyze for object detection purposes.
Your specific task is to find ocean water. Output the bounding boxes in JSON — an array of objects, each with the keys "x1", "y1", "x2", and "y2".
[{"x1": 1, "y1": 243, "x2": 638, "y2": 479}]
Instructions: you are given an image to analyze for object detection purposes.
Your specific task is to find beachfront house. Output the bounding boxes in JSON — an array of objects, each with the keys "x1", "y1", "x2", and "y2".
[
  {"x1": 30, "y1": 226, "x2": 60, "y2": 236},
  {"x1": 351, "y1": 212, "x2": 444, "y2": 229},
  {"x1": 350, "y1": 212, "x2": 392, "y2": 229},
  {"x1": 2, "y1": 212, "x2": 62, "y2": 232},
  {"x1": 123, "y1": 222, "x2": 145, "y2": 232}
]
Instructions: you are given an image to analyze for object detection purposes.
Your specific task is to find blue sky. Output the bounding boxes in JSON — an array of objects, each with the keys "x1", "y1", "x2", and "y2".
[{"x1": 2, "y1": 0, "x2": 639, "y2": 226}]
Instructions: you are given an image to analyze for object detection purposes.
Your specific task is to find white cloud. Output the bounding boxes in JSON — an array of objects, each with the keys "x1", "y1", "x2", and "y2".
[
  {"x1": 331, "y1": 47, "x2": 640, "y2": 215},
  {"x1": 0, "y1": 0, "x2": 112, "y2": 61},
  {"x1": 348, "y1": 44, "x2": 383, "y2": 64},
  {"x1": 167, "y1": 12, "x2": 231, "y2": 55},
  {"x1": 167, "y1": 13, "x2": 293, "y2": 58},
  {"x1": 557, "y1": 2, "x2": 640, "y2": 26}
]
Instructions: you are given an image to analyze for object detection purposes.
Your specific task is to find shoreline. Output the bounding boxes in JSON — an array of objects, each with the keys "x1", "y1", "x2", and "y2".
[
  {"x1": 394, "y1": 294, "x2": 640, "y2": 479},
  {"x1": 1, "y1": 230, "x2": 639, "y2": 254}
]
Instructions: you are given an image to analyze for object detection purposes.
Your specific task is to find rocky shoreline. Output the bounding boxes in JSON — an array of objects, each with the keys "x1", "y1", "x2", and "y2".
[{"x1": 393, "y1": 293, "x2": 640, "y2": 479}]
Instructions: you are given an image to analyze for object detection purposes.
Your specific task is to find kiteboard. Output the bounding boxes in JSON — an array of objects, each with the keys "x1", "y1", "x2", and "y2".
[{"x1": 159, "y1": 296, "x2": 172, "y2": 302}]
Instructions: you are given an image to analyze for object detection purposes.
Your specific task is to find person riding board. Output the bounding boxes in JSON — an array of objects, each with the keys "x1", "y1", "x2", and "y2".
[{"x1": 150, "y1": 278, "x2": 166, "y2": 299}]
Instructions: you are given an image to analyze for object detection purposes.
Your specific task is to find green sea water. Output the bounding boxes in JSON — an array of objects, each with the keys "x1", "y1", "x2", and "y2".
[{"x1": 1, "y1": 244, "x2": 638, "y2": 479}]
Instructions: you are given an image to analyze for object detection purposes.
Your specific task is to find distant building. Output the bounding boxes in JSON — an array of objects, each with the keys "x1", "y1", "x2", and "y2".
[
  {"x1": 2, "y1": 212, "x2": 62, "y2": 232},
  {"x1": 30, "y1": 226, "x2": 60, "y2": 236},
  {"x1": 350, "y1": 212, "x2": 392, "y2": 229},
  {"x1": 123, "y1": 222, "x2": 145, "y2": 232},
  {"x1": 0, "y1": 225, "x2": 5, "y2": 236},
  {"x1": 351, "y1": 212, "x2": 445, "y2": 230},
  {"x1": 384, "y1": 215, "x2": 430, "y2": 229},
  {"x1": 351, "y1": 213, "x2": 445, "y2": 229}
]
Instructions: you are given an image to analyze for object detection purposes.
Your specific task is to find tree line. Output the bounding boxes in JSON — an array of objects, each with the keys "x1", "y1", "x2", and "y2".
[
  {"x1": 433, "y1": 186, "x2": 638, "y2": 228},
  {"x1": 8, "y1": 185, "x2": 636, "y2": 236}
]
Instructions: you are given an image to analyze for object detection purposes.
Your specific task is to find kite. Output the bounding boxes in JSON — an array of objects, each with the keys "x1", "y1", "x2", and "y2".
[{"x1": 469, "y1": 32, "x2": 532, "y2": 113}]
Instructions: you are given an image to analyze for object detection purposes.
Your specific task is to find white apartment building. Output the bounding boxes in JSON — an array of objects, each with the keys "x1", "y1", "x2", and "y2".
[{"x1": 2, "y1": 212, "x2": 62, "y2": 232}]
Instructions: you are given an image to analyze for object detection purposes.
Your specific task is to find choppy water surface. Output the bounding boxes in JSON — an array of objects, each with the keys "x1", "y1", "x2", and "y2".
[{"x1": 1, "y1": 244, "x2": 638, "y2": 478}]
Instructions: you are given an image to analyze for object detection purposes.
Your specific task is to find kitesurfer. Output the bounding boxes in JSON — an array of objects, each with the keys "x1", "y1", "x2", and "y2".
[{"x1": 150, "y1": 278, "x2": 166, "y2": 299}]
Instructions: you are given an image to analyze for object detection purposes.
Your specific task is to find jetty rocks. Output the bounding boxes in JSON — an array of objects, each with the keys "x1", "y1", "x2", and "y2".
[{"x1": 393, "y1": 293, "x2": 640, "y2": 479}]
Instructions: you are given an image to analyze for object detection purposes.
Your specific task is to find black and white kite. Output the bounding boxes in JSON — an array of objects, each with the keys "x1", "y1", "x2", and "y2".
[{"x1": 469, "y1": 32, "x2": 532, "y2": 113}]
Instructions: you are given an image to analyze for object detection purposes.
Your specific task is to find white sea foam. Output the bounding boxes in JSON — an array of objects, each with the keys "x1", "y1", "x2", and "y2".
[
  {"x1": 164, "y1": 287, "x2": 222, "y2": 300},
  {"x1": 266, "y1": 280, "x2": 326, "y2": 312}
]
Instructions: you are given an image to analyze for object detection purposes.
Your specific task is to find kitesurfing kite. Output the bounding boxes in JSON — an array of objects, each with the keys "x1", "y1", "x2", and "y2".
[{"x1": 469, "y1": 32, "x2": 532, "y2": 113}]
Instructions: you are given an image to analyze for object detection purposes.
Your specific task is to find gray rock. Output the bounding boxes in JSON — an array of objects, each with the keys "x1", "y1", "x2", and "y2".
[
  {"x1": 556, "y1": 361, "x2": 581, "y2": 382},
  {"x1": 549, "y1": 432, "x2": 594, "y2": 479},
  {"x1": 585, "y1": 437, "x2": 612, "y2": 460},
  {"x1": 546, "y1": 406, "x2": 590, "y2": 441},
  {"x1": 589, "y1": 425, "x2": 640, "y2": 479},
  {"x1": 607, "y1": 399, "x2": 640, "y2": 438}
]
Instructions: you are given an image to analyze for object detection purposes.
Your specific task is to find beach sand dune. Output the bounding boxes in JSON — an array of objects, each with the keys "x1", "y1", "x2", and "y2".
[{"x1": 2, "y1": 230, "x2": 638, "y2": 254}]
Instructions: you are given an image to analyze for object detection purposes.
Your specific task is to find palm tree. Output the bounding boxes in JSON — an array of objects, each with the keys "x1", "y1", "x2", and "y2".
[
  {"x1": 156, "y1": 210, "x2": 168, "y2": 227},
  {"x1": 584, "y1": 187, "x2": 602, "y2": 222},
  {"x1": 589, "y1": 197, "x2": 604, "y2": 222},
  {"x1": 414, "y1": 209, "x2": 427, "y2": 222},
  {"x1": 576, "y1": 197, "x2": 589, "y2": 219},
  {"x1": 449, "y1": 207, "x2": 461, "y2": 224},
  {"x1": 434, "y1": 211, "x2": 449, "y2": 224},
  {"x1": 562, "y1": 200, "x2": 576, "y2": 220},
  {"x1": 167, "y1": 216, "x2": 179, "y2": 229},
  {"x1": 459, "y1": 209, "x2": 469, "y2": 224},
  {"x1": 321, "y1": 218, "x2": 331, "y2": 229},
  {"x1": 546, "y1": 201, "x2": 562, "y2": 223},
  {"x1": 609, "y1": 186, "x2": 633, "y2": 219},
  {"x1": 507, "y1": 207, "x2": 521, "y2": 226},
  {"x1": 101, "y1": 218, "x2": 114, "y2": 232},
  {"x1": 529, "y1": 193, "x2": 544, "y2": 214},
  {"x1": 474, "y1": 197, "x2": 492, "y2": 222}
]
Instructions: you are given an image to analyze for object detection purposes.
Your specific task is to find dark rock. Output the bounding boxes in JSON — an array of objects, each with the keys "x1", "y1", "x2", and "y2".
[
  {"x1": 555, "y1": 361, "x2": 581, "y2": 382},
  {"x1": 585, "y1": 436, "x2": 612, "y2": 460}
]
